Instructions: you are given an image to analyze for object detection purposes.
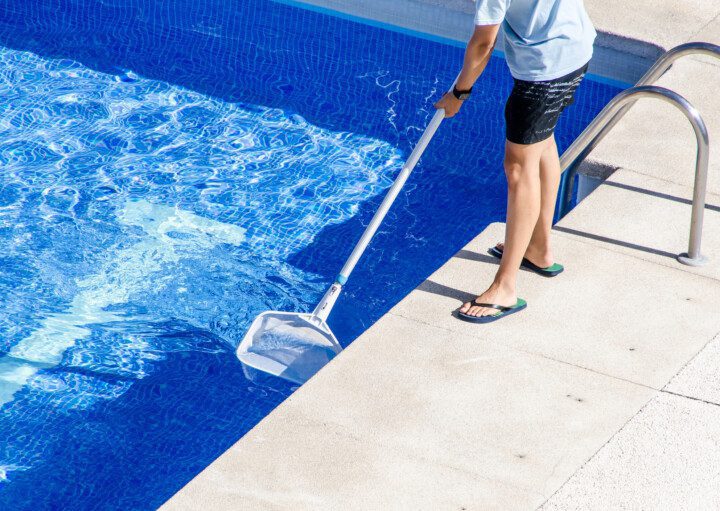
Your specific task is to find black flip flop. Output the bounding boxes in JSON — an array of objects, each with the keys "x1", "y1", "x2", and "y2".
[
  {"x1": 489, "y1": 245, "x2": 564, "y2": 277},
  {"x1": 456, "y1": 298, "x2": 527, "y2": 324}
]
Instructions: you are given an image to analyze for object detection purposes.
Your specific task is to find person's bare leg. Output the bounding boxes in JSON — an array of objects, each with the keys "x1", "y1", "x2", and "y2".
[
  {"x1": 529, "y1": 135, "x2": 562, "y2": 265},
  {"x1": 496, "y1": 135, "x2": 561, "y2": 268},
  {"x1": 459, "y1": 138, "x2": 549, "y2": 317}
]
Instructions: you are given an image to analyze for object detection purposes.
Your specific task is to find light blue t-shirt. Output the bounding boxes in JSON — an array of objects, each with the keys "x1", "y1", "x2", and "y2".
[{"x1": 475, "y1": 0, "x2": 597, "y2": 81}]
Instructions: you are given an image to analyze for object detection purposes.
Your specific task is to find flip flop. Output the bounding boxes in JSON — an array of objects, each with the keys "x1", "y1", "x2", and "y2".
[
  {"x1": 489, "y1": 245, "x2": 564, "y2": 277},
  {"x1": 456, "y1": 298, "x2": 527, "y2": 324}
]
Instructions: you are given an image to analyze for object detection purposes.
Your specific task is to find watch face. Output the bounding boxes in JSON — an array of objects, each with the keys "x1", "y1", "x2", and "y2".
[{"x1": 458, "y1": 92, "x2": 471, "y2": 100}]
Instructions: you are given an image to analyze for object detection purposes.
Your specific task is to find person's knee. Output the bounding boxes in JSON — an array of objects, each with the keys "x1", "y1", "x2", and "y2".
[
  {"x1": 504, "y1": 141, "x2": 544, "y2": 189},
  {"x1": 503, "y1": 155, "x2": 539, "y2": 190},
  {"x1": 503, "y1": 159, "x2": 526, "y2": 189}
]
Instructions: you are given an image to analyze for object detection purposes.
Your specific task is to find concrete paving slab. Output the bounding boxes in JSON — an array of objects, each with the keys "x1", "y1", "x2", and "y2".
[
  {"x1": 163, "y1": 314, "x2": 653, "y2": 510},
  {"x1": 390, "y1": 222, "x2": 720, "y2": 389},
  {"x1": 558, "y1": 167, "x2": 720, "y2": 281},
  {"x1": 540, "y1": 392, "x2": 720, "y2": 510},
  {"x1": 665, "y1": 333, "x2": 720, "y2": 405},
  {"x1": 163, "y1": 415, "x2": 543, "y2": 511},
  {"x1": 690, "y1": 12, "x2": 720, "y2": 46},
  {"x1": 584, "y1": 0, "x2": 720, "y2": 50}
]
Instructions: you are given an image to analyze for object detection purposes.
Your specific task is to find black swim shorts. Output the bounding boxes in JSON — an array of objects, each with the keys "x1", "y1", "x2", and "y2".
[{"x1": 504, "y1": 62, "x2": 589, "y2": 145}]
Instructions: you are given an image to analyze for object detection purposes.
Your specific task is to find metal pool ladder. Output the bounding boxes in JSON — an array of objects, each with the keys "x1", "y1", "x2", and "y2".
[{"x1": 558, "y1": 41, "x2": 720, "y2": 266}]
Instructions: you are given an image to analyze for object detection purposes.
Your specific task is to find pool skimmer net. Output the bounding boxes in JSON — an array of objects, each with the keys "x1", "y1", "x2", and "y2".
[{"x1": 237, "y1": 93, "x2": 453, "y2": 385}]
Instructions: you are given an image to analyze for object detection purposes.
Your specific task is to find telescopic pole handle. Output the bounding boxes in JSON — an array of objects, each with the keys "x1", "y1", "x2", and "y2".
[
  {"x1": 335, "y1": 108, "x2": 446, "y2": 285},
  {"x1": 311, "y1": 76, "x2": 459, "y2": 321}
]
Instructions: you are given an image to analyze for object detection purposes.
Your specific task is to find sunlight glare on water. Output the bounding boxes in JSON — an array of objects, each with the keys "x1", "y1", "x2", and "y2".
[{"x1": 0, "y1": 46, "x2": 402, "y2": 482}]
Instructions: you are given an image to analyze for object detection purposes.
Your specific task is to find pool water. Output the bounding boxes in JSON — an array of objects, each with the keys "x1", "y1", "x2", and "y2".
[{"x1": 0, "y1": 0, "x2": 623, "y2": 509}]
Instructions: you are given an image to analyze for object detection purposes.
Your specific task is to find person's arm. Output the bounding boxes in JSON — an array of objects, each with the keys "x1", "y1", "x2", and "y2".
[{"x1": 434, "y1": 23, "x2": 500, "y2": 118}]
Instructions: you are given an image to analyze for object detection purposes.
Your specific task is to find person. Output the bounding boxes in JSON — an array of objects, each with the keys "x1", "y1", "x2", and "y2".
[{"x1": 435, "y1": 0, "x2": 596, "y2": 323}]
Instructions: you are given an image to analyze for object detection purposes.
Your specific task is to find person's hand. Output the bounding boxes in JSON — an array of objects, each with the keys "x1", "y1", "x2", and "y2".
[{"x1": 434, "y1": 92, "x2": 463, "y2": 118}]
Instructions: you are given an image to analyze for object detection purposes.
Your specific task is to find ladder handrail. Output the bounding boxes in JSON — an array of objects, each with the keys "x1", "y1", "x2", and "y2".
[
  {"x1": 560, "y1": 85, "x2": 709, "y2": 264},
  {"x1": 637, "y1": 42, "x2": 720, "y2": 87},
  {"x1": 558, "y1": 42, "x2": 720, "y2": 265},
  {"x1": 561, "y1": 42, "x2": 720, "y2": 171}
]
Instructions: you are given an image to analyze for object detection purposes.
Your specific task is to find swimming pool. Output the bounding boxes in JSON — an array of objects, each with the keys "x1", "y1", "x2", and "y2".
[{"x1": 0, "y1": 0, "x2": 623, "y2": 508}]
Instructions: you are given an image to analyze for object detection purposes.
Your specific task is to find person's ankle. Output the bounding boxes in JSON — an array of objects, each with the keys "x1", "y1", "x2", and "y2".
[
  {"x1": 490, "y1": 278, "x2": 516, "y2": 296},
  {"x1": 527, "y1": 238, "x2": 550, "y2": 254},
  {"x1": 527, "y1": 240, "x2": 553, "y2": 265}
]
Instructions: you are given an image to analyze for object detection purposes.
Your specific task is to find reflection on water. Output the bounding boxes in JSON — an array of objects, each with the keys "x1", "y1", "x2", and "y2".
[{"x1": 0, "y1": 47, "x2": 402, "y2": 484}]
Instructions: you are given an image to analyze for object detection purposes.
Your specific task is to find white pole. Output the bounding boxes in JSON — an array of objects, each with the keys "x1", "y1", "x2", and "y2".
[{"x1": 311, "y1": 109, "x2": 446, "y2": 321}]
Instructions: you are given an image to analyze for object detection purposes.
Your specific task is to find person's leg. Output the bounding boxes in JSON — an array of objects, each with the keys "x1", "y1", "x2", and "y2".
[
  {"x1": 530, "y1": 134, "x2": 562, "y2": 262},
  {"x1": 494, "y1": 134, "x2": 561, "y2": 268},
  {"x1": 459, "y1": 137, "x2": 550, "y2": 317},
  {"x1": 459, "y1": 63, "x2": 589, "y2": 318}
]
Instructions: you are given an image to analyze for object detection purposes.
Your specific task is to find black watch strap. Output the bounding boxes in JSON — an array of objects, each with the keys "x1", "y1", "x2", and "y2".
[{"x1": 452, "y1": 86, "x2": 472, "y2": 100}]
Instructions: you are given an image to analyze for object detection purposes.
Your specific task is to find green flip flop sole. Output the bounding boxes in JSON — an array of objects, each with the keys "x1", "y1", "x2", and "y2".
[{"x1": 489, "y1": 246, "x2": 563, "y2": 277}]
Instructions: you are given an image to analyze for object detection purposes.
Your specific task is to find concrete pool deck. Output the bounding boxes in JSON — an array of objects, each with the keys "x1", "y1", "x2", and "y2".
[{"x1": 163, "y1": 1, "x2": 720, "y2": 509}]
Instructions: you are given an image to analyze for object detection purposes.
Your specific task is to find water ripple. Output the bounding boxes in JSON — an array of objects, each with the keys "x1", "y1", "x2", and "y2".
[{"x1": 0, "y1": 46, "x2": 404, "y2": 479}]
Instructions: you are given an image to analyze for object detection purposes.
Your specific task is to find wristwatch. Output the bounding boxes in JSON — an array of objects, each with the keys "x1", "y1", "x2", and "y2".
[{"x1": 452, "y1": 86, "x2": 472, "y2": 100}]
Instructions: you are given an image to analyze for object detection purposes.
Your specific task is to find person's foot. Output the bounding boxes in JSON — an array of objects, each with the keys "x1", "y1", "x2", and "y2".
[
  {"x1": 495, "y1": 241, "x2": 554, "y2": 269},
  {"x1": 458, "y1": 282, "x2": 517, "y2": 318}
]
